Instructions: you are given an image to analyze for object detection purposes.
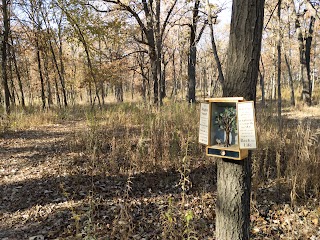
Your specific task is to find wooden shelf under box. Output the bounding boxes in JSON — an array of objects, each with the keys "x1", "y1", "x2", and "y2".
[{"x1": 206, "y1": 144, "x2": 248, "y2": 160}]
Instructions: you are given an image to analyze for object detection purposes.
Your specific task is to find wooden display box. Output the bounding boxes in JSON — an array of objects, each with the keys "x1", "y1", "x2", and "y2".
[{"x1": 199, "y1": 97, "x2": 256, "y2": 160}]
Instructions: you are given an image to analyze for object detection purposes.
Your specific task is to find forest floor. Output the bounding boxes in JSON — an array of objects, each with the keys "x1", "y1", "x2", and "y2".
[{"x1": 0, "y1": 104, "x2": 320, "y2": 240}]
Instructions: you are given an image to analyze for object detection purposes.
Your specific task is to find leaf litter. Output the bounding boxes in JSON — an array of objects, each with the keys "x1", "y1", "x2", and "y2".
[{"x1": 0, "y1": 121, "x2": 319, "y2": 239}]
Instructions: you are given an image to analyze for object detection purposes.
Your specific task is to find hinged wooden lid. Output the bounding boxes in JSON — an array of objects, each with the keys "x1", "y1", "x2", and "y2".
[{"x1": 204, "y1": 97, "x2": 244, "y2": 102}]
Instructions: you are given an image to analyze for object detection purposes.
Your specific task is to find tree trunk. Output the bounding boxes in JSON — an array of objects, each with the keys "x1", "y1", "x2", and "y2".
[
  {"x1": 295, "y1": 15, "x2": 314, "y2": 106},
  {"x1": 277, "y1": 0, "x2": 282, "y2": 133},
  {"x1": 8, "y1": 45, "x2": 17, "y2": 106},
  {"x1": 305, "y1": 16, "x2": 315, "y2": 104},
  {"x1": 58, "y1": 25, "x2": 68, "y2": 107},
  {"x1": 1, "y1": 0, "x2": 11, "y2": 114},
  {"x1": 49, "y1": 29, "x2": 67, "y2": 107},
  {"x1": 148, "y1": 45, "x2": 159, "y2": 104},
  {"x1": 217, "y1": 1, "x2": 265, "y2": 240},
  {"x1": 259, "y1": 58, "x2": 266, "y2": 107},
  {"x1": 11, "y1": 39, "x2": 26, "y2": 109},
  {"x1": 284, "y1": 53, "x2": 295, "y2": 106},
  {"x1": 179, "y1": 44, "x2": 184, "y2": 99},
  {"x1": 35, "y1": 37, "x2": 46, "y2": 109},
  {"x1": 172, "y1": 49, "x2": 177, "y2": 98},
  {"x1": 25, "y1": 58, "x2": 33, "y2": 105},
  {"x1": 43, "y1": 50, "x2": 53, "y2": 107},
  {"x1": 206, "y1": 0, "x2": 224, "y2": 84},
  {"x1": 115, "y1": 83, "x2": 123, "y2": 102},
  {"x1": 188, "y1": 43, "x2": 197, "y2": 103},
  {"x1": 259, "y1": 70, "x2": 265, "y2": 107},
  {"x1": 161, "y1": 55, "x2": 167, "y2": 100},
  {"x1": 187, "y1": 0, "x2": 200, "y2": 104},
  {"x1": 53, "y1": 75, "x2": 61, "y2": 107}
]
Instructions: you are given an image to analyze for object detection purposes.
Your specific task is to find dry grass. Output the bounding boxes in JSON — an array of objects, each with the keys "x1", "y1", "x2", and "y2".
[{"x1": 0, "y1": 95, "x2": 319, "y2": 239}]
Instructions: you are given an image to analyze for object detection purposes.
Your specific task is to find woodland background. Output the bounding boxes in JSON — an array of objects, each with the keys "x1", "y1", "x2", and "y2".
[{"x1": 0, "y1": 0, "x2": 320, "y2": 239}]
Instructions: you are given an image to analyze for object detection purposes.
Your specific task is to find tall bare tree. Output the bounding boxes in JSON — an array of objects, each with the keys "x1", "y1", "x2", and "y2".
[
  {"x1": 92, "y1": 0, "x2": 178, "y2": 105},
  {"x1": 277, "y1": 0, "x2": 282, "y2": 132},
  {"x1": 187, "y1": 0, "x2": 207, "y2": 103},
  {"x1": 1, "y1": 0, "x2": 11, "y2": 114}
]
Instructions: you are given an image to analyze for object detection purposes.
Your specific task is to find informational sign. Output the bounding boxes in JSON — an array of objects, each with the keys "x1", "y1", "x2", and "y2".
[
  {"x1": 199, "y1": 103, "x2": 210, "y2": 145},
  {"x1": 237, "y1": 101, "x2": 257, "y2": 149}
]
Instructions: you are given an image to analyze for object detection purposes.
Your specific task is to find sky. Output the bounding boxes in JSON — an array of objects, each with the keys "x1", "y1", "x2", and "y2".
[{"x1": 212, "y1": 0, "x2": 232, "y2": 26}]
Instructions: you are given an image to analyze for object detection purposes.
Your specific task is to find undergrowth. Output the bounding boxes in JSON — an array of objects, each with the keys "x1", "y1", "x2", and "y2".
[{"x1": 1, "y1": 99, "x2": 319, "y2": 238}]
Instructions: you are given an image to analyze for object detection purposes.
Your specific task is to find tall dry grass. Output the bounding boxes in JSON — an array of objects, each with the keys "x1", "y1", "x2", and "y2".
[
  {"x1": 1, "y1": 96, "x2": 319, "y2": 238},
  {"x1": 253, "y1": 103, "x2": 320, "y2": 204},
  {"x1": 1, "y1": 100, "x2": 318, "y2": 201}
]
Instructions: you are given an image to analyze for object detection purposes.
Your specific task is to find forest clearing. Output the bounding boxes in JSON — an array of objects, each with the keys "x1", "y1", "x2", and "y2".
[
  {"x1": 1, "y1": 0, "x2": 320, "y2": 239},
  {"x1": 0, "y1": 96, "x2": 319, "y2": 239}
]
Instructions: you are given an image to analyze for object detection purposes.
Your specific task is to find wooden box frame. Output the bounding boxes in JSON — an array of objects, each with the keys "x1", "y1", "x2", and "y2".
[{"x1": 199, "y1": 97, "x2": 256, "y2": 160}]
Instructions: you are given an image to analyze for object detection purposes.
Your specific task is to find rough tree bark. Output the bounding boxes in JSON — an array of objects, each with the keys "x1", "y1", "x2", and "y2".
[
  {"x1": 187, "y1": 0, "x2": 197, "y2": 104},
  {"x1": 35, "y1": 35, "x2": 46, "y2": 110},
  {"x1": 293, "y1": 2, "x2": 316, "y2": 106},
  {"x1": 11, "y1": 36, "x2": 26, "y2": 109},
  {"x1": 259, "y1": 58, "x2": 265, "y2": 107},
  {"x1": 216, "y1": 0, "x2": 265, "y2": 239},
  {"x1": 188, "y1": 0, "x2": 206, "y2": 103},
  {"x1": 284, "y1": 53, "x2": 295, "y2": 106},
  {"x1": 1, "y1": 0, "x2": 11, "y2": 114},
  {"x1": 277, "y1": 0, "x2": 282, "y2": 132}
]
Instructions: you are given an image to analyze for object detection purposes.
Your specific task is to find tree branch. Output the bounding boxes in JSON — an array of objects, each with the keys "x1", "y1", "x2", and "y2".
[
  {"x1": 102, "y1": 0, "x2": 148, "y2": 37},
  {"x1": 160, "y1": 0, "x2": 178, "y2": 40}
]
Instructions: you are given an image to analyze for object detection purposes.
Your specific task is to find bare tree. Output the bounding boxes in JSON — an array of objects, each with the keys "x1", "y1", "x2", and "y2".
[
  {"x1": 1, "y1": 0, "x2": 11, "y2": 114},
  {"x1": 187, "y1": 0, "x2": 207, "y2": 103},
  {"x1": 277, "y1": 0, "x2": 282, "y2": 132},
  {"x1": 92, "y1": 0, "x2": 178, "y2": 106}
]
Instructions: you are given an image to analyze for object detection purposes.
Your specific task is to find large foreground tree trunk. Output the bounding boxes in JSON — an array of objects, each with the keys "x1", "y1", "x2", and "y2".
[{"x1": 216, "y1": 0, "x2": 265, "y2": 239}]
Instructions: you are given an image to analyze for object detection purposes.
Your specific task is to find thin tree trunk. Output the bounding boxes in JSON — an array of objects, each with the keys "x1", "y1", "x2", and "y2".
[
  {"x1": 277, "y1": 0, "x2": 282, "y2": 133},
  {"x1": 9, "y1": 56, "x2": 17, "y2": 106},
  {"x1": 161, "y1": 56, "x2": 168, "y2": 100},
  {"x1": 284, "y1": 53, "x2": 295, "y2": 106},
  {"x1": 206, "y1": 0, "x2": 224, "y2": 84},
  {"x1": 179, "y1": 47, "x2": 184, "y2": 100},
  {"x1": 25, "y1": 58, "x2": 33, "y2": 105},
  {"x1": 43, "y1": 48, "x2": 53, "y2": 107},
  {"x1": 36, "y1": 38, "x2": 46, "y2": 109},
  {"x1": 48, "y1": 29, "x2": 67, "y2": 107},
  {"x1": 53, "y1": 75, "x2": 61, "y2": 107},
  {"x1": 1, "y1": 0, "x2": 11, "y2": 114},
  {"x1": 58, "y1": 27, "x2": 68, "y2": 107},
  {"x1": 115, "y1": 83, "x2": 123, "y2": 102},
  {"x1": 259, "y1": 58, "x2": 266, "y2": 107},
  {"x1": 11, "y1": 37, "x2": 25, "y2": 108},
  {"x1": 131, "y1": 71, "x2": 135, "y2": 100},
  {"x1": 98, "y1": 38, "x2": 105, "y2": 105},
  {"x1": 171, "y1": 48, "x2": 177, "y2": 98}
]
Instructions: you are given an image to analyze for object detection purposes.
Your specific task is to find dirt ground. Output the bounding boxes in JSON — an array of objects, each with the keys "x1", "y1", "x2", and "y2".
[{"x1": 0, "y1": 112, "x2": 319, "y2": 239}]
